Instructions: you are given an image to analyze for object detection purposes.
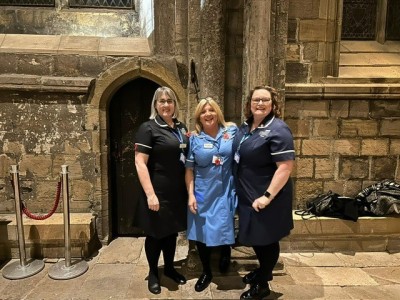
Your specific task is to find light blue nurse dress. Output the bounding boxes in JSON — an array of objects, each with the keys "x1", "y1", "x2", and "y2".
[{"x1": 185, "y1": 125, "x2": 238, "y2": 246}]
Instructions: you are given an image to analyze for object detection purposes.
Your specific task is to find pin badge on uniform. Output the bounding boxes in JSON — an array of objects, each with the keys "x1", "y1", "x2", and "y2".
[
  {"x1": 259, "y1": 130, "x2": 270, "y2": 138},
  {"x1": 212, "y1": 155, "x2": 223, "y2": 165}
]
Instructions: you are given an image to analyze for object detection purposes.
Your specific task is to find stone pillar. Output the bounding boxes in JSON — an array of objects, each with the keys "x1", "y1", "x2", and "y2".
[
  {"x1": 199, "y1": 0, "x2": 226, "y2": 107},
  {"x1": 270, "y1": 0, "x2": 288, "y2": 91},
  {"x1": 242, "y1": 0, "x2": 272, "y2": 99},
  {"x1": 154, "y1": 0, "x2": 175, "y2": 55},
  {"x1": 242, "y1": 0, "x2": 288, "y2": 119}
]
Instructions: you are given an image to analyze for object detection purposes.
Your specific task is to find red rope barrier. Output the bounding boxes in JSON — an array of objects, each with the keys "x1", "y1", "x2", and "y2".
[{"x1": 10, "y1": 177, "x2": 62, "y2": 220}]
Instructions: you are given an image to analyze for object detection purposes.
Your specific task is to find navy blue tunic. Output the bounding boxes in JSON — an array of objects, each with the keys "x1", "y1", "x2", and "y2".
[
  {"x1": 134, "y1": 115, "x2": 189, "y2": 238},
  {"x1": 232, "y1": 114, "x2": 295, "y2": 246}
]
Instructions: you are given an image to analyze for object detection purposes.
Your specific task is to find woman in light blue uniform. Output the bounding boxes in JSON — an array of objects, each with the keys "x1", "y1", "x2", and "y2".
[{"x1": 185, "y1": 97, "x2": 237, "y2": 292}]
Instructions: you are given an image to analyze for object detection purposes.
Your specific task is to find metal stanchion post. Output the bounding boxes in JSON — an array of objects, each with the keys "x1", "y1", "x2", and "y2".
[
  {"x1": 2, "y1": 165, "x2": 45, "y2": 280},
  {"x1": 48, "y1": 165, "x2": 88, "y2": 280}
]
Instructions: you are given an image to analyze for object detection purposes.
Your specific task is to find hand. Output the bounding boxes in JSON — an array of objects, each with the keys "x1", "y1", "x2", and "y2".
[
  {"x1": 147, "y1": 194, "x2": 160, "y2": 211},
  {"x1": 188, "y1": 194, "x2": 197, "y2": 214},
  {"x1": 252, "y1": 195, "x2": 272, "y2": 212}
]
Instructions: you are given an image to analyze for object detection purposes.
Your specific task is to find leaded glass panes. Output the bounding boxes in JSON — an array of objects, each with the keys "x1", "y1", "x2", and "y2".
[
  {"x1": 0, "y1": 0, "x2": 54, "y2": 6},
  {"x1": 386, "y1": 0, "x2": 400, "y2": 40},
  {"x1": 342, "y1": 0, "x2": 377, "y2": 40},
  {"x1": 69, "y1": 0, "x2": 134, "y2": 9}
]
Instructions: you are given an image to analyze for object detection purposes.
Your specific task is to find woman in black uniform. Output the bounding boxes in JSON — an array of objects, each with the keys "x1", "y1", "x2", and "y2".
[
  {"x1": 135, "y1": 86, "x2": 188, "y2": 294},
  {"x1": 233, "y1": 85, "x2": 295, "y2": 300}
]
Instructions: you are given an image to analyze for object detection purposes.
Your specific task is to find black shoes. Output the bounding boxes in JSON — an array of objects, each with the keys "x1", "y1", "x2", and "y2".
[
  {"x1": 164, "y1": 269, "x2": 187, "y2": 284},
  {"x1": 148, "y1": 273, "x2": 161, "y2": 294},
  {"x1": 242, "y1": 268, "x2": 259, "y2": 284},
  {"x1": 194, "y1": 273, "x2": 213, "y2": 292},
  {"x1": 240, "y1": 283, "x2": 270, "y2": 300}
]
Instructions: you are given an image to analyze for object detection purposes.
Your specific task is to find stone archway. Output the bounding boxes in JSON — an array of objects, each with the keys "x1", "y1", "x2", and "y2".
[{"x1": 87, "y1": 57, "x2": 186, "y2": 242}]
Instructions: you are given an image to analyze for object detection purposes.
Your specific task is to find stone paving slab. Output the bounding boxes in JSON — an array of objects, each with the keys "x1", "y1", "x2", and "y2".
[
  {"x1": 1, "y1": 237, "x2": 400, "y2": 299},
  {"x1": 281, "y1": 253, "x2": 344, "y2": 267},
  {"x1": 342, "y1": 285, "x2": 400, "y2": 299},
  {"x1": 335, "y1": 251, "x2": 400, "y2": 267},
  {"x1": 287, "y1": 266, "x2": 379, "y2": 286}
]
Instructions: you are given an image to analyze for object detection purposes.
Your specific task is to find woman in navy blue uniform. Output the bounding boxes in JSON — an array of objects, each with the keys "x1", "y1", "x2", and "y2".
[
  {"x1": 135, "y1": 87, "x2": 188, "y2": 294},
  {"x1": 233, "y1": 86, "x2": 295, "y2": 299},
  {"x1": 185, "y1": 97, "x2": 237, "y2": 292}
]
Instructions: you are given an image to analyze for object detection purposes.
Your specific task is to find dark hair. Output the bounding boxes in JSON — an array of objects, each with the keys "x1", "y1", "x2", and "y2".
[{"x1": 244, "y1": 85, "x2": 281, "y2": 119}]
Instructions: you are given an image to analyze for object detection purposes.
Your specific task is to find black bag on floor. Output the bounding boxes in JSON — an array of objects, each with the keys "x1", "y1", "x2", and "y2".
[
  {"x1": 356, "y1": 179, "x2": 400, "y2": 216},
  {"x1": 296, "y1": 191, "x2": 359, "y2": 221}
]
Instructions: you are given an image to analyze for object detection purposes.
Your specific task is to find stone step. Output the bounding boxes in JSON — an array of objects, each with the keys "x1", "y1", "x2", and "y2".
[
  {"x1": 1, "y1": 212, "x2": 399, "y2": 263},
  {"x1": 284, "y1": 213, "x2": 400, "y2": 252},
  {"x1": 0, "y1": 213, "x2": 101, "y2": 261}
]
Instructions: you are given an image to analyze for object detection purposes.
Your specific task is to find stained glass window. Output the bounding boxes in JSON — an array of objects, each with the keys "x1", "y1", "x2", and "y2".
[
  {"x1": 69, "y1": 0, "x2": 134, "y2": 9},
  {"x1": 342, "y1": 0, "x2": 377, "y2": 40}
]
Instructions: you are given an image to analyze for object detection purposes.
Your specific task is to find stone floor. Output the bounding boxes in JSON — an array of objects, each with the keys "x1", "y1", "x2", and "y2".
[{"x1": 1, "y1": 237, "x2": 400, "y2": 299}]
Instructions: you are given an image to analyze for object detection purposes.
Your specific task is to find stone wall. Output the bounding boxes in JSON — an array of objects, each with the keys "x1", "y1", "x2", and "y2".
[
  {"x1": 286, "y1": 0, "x2": 338, "y2": 83},
  {"x1": 286, "y1": 83, "x2": 400, "y2": 207},
  {"x1": 0, "y1": 89, "x2": 96, "y2": 214},
  {"x1": 0, "y1": 2, "x2": 141, "y2": 37}
]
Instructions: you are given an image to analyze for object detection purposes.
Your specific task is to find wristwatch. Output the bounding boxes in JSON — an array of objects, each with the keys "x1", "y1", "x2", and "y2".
[{"x1": 263, "y1": 190, "x2": 271, "y2": 198}]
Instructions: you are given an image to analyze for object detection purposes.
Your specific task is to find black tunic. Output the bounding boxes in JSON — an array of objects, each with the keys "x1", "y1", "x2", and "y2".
[
  {"x1": 134, "y1": 115, "x2": 189, "y2": 238},
  {"x1": 232, "y1": 114, "x2": 296, "y2": 246}
]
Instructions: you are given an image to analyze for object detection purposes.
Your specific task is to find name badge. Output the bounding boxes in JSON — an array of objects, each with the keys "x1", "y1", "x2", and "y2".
[
  {"x1": 234, "y1": 152, "x2": 240, "y2": 163},
  {"x1": 179, "y1": 143, "x2": 187, "y2": 149},
  {"x1": 180, "y1": 153, "x2": 186, "y2": 164},
  {"x1": 204, "y1": 143, "x2": 213, "y2": 149}
]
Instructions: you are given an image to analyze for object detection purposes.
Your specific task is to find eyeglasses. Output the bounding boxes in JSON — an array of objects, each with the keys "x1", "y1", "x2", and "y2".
[
  {"x1": 251, "y1": 98, "x2": 271, "y2": 104},
  {"x1": 157, "y1": 99, "x2": 174, "y2": 105}
]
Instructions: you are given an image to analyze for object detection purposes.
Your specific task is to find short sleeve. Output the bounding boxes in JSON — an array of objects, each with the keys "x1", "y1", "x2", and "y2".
[
  {"x1": 269, "y1": 123, "x2": 295, "y2": 162},
  {"x1": 135, "y1": 122, "x2": 153, "y2": 154},
  {"x1": 185, "y1": 135, "x2": 195, "y2": 168}
]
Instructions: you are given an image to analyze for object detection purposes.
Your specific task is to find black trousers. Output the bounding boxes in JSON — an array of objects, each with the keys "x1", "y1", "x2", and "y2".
[
  {"x1": 145, "y1": 233, "x2": 178, "y2": 277},
  {"x1": 253, "y1": 241, "x2": 280, "y2": 287},
  {"x1": 196, "y1": 241, "x2": 231, "y2": 275}
]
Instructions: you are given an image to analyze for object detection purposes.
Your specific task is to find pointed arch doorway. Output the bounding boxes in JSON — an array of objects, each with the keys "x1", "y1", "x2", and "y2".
[{"x1": 109, "y1": 78, "x2": 160, "y2": 236}]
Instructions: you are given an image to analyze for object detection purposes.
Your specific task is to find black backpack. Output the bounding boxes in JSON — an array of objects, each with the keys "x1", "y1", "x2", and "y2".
[{"x1": 296, "y1": 191, "x2": 359, "y2": 221}]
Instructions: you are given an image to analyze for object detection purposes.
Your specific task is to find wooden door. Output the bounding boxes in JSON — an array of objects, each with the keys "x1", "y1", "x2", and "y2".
[{"x1": 109, "y1": 78, "x2": 159, "y2": 236}]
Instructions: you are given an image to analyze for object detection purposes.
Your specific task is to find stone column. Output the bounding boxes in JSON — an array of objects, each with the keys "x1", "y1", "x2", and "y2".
[
  {"x1": 199, "y1": 0, "x2": 226, "y2": 107},
  {"x1": 242, "y1": 0, "x2": 272, "y2": 99},
  {"x1": 153, "y1": 0, "x2": 175, "y2": 55}
]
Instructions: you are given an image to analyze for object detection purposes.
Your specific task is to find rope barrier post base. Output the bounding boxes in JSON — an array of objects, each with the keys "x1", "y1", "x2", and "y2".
[
  {"x1": 48, "y1": 259, "x2": 89, "y2": 280},
  {"x1": 2, "y1": 165, "x2": 45, "y2": 280},
  {"x1": 2, "y1": 260, "x2": 45, "y2": 280},
  {"x1": 48, "y1": 165, "x2": 88, "y2": 280}
]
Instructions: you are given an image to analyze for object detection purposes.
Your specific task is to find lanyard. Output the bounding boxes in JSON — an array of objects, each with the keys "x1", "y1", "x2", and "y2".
[
  {"x1": 171, "y1": 128, "x2": 183, "y2": 144},
  {"x1": 236, "y1": 131, "x2": 252, "y2": 154}
]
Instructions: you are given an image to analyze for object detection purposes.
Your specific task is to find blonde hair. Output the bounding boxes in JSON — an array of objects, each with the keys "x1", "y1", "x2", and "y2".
[
  {"x1": 149, "y1": 86, "x2": 180, "y2": 119},
  {"x1": 193, "y1": 97, "x2": 234, "y2": 134}
]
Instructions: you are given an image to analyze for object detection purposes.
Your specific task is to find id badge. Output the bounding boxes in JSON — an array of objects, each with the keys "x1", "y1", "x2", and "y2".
[
  {"x1": 179, "y1": 143, "x2": 187, "y2": 149},
  {"x1": 212, "y1": 155, "x2": 223, "y2": 166},
  {"x1": 234, "y1": 151, "x2": 240, "y2": 163},
  {"x1": 180, "y1": 153, "x2": 186, "y2": 164}
]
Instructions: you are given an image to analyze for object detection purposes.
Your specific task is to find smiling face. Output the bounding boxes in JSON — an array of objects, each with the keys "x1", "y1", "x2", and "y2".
[
  {"x1": 155, "y1": 92, "x2": 175, "y2": 122},
  {"x1": 199, "y1": 103, "x2": 218, "y2": 131},
  {"x1": 250, "y1": 89, "x2": 272, "y2": 120}
]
